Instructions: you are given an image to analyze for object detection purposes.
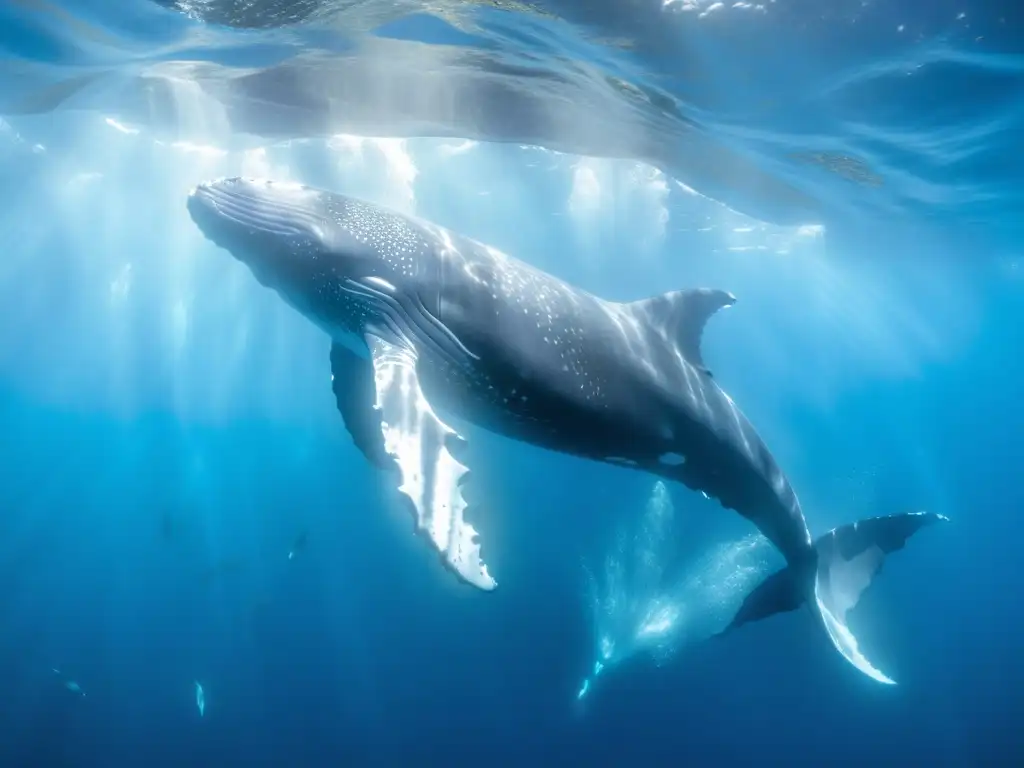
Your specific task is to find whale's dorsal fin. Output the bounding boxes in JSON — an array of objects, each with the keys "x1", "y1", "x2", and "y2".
[{"x1": 625, "y1": 288, "x2": 735, "y2": 375}]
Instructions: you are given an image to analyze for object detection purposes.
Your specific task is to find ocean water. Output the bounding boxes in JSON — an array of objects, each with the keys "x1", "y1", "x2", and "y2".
[{"x1": 0, "y1": 1, "x2": 1021, "y2": 766}]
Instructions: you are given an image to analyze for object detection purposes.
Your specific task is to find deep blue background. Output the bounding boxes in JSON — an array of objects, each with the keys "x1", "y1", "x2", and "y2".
[{"x1": 0, "y1": 2, "x2": 1021, "y2": 766}]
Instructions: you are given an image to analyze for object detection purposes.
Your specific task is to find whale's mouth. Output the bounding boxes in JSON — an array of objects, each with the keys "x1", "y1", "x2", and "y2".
[{"x1": 187, "y1": 177, "x2": 325, "y2": 250}]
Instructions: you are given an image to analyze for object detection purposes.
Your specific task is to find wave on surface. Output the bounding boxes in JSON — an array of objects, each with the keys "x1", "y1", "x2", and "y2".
[{"x1": 1, "y1": 0, "x2": 1021, "y2": 238}]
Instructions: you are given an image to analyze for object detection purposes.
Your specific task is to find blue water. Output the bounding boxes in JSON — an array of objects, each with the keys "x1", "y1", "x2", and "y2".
[{"x1": 0, "y1": 1, "x2": 1022, "y2": 765}]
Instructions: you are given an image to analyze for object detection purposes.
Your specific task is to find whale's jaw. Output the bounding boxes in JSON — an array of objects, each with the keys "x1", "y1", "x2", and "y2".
[
  {"x1": 188, "y1": 176, "x2": 330, "y2": 281},
  {"x1": 187, "y1": 177, "x2": 324, "y2": 246},
  {"x1": 187, "y1": 176, "x2": 339, "y2": 303},
  {"x1": 187, "y1": 177, "x2": 399, "y2": 352}
]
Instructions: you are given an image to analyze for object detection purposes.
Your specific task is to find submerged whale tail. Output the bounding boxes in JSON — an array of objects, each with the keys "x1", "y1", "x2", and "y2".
[{"x1": 724, "y1": 511, "x2": 948, "y2": 684}]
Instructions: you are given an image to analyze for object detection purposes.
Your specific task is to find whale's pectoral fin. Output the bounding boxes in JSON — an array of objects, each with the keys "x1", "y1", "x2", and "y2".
[
  {"x1": 360, "y1": 333, "x2": 497, "y2": 591},
  {"x1": 625, "y1": 288, "x2": 735, "y2": 375},
  {"x1": 330, "y1": 343, "x2": 394, "y2": 470}
]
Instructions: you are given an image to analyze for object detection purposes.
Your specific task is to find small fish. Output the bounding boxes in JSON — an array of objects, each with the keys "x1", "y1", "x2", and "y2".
[
  {"x1": 576, "y1": 678, "x2": 590, "y2": 700},
  {"x1": 575, "y1": 660, "x2": 604, "y2": 700},
  {"x1": 53, "y1": 668, "x2": 85, "y2": 697},
  {"x1": 194, "y1": 680, "x2": 205, "y2": 717},
  {"x1": 287, "y1": 529, "x2": 309, "y2": 561}
]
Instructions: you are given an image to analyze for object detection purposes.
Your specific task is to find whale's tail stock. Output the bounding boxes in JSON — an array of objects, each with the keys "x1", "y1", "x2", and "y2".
[{"x1": 722, "y1": 511, "x2": 948, "y2": 684}]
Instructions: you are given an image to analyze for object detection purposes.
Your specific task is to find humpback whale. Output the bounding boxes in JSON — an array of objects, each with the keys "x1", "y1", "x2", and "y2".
[{"x1": 187, "y1": 177, "x2": 946, "y2": 684}]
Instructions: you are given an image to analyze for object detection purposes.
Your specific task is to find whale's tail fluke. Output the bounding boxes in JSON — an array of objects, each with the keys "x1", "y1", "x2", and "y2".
[{"x1": 722, "y1": 511, "x2": 948, "y2": 684}]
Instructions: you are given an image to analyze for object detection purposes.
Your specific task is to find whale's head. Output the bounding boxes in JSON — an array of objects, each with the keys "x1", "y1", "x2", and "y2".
[
  {"x1": 188, "y1": 177, "x2": 339, "y2": 289},
  {"x1": 188, "y1": 177, "x2": 446, "y2": 347},
  {"x1": 187, "y1": 177, "x2": 400, "y2": 310}
]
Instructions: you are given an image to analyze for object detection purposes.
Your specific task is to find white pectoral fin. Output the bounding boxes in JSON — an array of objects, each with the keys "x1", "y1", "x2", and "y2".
[{"x1": 366, "y1": 334, "x2": 496, "y2": 591}]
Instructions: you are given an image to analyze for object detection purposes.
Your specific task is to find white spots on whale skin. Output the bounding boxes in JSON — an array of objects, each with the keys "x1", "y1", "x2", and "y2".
[
  {"x1": 431, "y1": 236, "x2": 611, "y2": 409},
  {"x1": 659, "y1": 452, "x2": 687, "y2": 466},
  {"x1": 324, "y1": 197, "x2": 430, "y2": 283},
  {"x1": 311, "y1": 200, "x2": 616, "y2": 430},
  {"x1": 296, "y1": 196, "x2": 437, "y2": 347}
]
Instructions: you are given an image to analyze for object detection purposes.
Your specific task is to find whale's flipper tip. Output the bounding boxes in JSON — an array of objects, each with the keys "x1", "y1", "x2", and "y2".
[{"x1": 331, "y1": 335, "x2": 496, "y2": 591}]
